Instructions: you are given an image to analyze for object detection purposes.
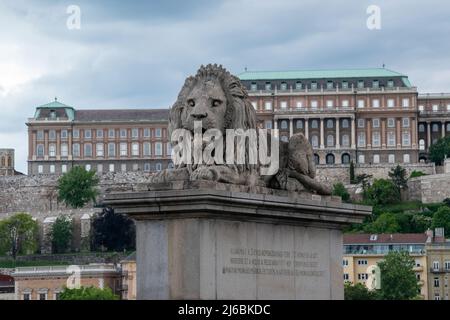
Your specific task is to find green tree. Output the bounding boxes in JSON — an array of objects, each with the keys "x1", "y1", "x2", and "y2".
[
  {"x1": 365, "y1": 179, "x2": 400, "y2": 205},
  {"x1": 429, "y1": 135, "x2": 450, "y2": 165},
  {"x1": 57, "y1": 166, "x2": 99, "y2": 208},
  {"x1": 388, "y1": 164, "x2": 408, "y2": 192},
  {"x1": 0, "y1": 213, "x2": 39, "y2": 259},
  {"x1": 409, "y1": 170, "x2": 427, "y2": 178},
  {"x1": 431, "y1": 206, "x2": 450, "y2": 236},
  {"x1": 50, "y1": 216, "x2": 73, "y2": 254},
  {"x1": 91, "y1": 207, "x2": 136, "y2": 252},
  {"x1": 349, "y1": 161, "x2": 356, "y2": 184},
  {"x1": 364, "y1": 212, "x2": 400, "y2": 233},
  {"x1": 377, "y1": 251, "x2": 421, "y2": 300},
  {"x1": 332, "y1": 182, "x2": 350, "y2": 202},
  {"x1": 59, "y1": 286, "x2": 119, "y2": 300},
  {"x1": 344, "y1": 282, "x2": 378, "y2": 300}
]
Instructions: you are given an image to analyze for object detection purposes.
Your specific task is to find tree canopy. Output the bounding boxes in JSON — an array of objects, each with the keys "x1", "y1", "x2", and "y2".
[
  {"x1": 59, "y1": 286, "x2": 119, "y2": 300},
  {"x1": 344, "y1": 282, "x2": 378, "y2": 300},
  {"x1": 388, "y1": 164, "x2": 408, "y2": 192},
  {"x1": 0, "y1": 213, "x2": 39, "y2": 259},
  {"x1": 50, "y1": 216, "x2": 73, "y2": 254},
  {"x1": 57, "y1": 166, "x2": 99, "y2": 208},
  {"x1": 377, "y1": 251, "x2": 421, "y2": 300},
  {"x1": 431, "y1": 206, "x2": 450, "y2": 236},
  {"x1": 429, "y1": 135, "x2": 450, "y2": 165},
  {"x1": 91, "y1": 207, "x2": 136, "y2": 252},
  {"x1": 364, "y1": 179, "x2": 400, "y2": 205}
]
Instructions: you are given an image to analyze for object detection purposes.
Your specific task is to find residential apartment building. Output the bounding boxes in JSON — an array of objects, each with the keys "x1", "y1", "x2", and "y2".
[
  {"x1": 12, "y1": 264, "x2": 122, "y2": 300},
  {"x1": 343, "y1": 229, "x2": 450, "y2": 300},
  {"x1": 426, "y1": 228, "x2": 450, "y2": 300},
  {"x1": 239, "y1": 68, "x2": 419, "y2": 165},
  {"x1": 343, "y1": 233, "x2": 428, "y2": 299},
  {"x1": 26, "y1": 100, "x2": 172, "y2": 175}
]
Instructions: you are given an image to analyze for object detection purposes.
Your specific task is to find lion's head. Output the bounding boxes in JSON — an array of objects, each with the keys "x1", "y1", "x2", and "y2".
[{"x1": 168, "y1": 64, "x2": 257, "y2": 137}]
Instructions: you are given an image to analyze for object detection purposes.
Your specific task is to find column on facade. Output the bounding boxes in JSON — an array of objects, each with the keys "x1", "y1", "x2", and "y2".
[
  {"x1": 411, "y1": 118, "x2": 417, "y2": 148},
  {"x1": 351, "y1": 117, "x2": 356, "y2": 148},
  {"x1": 396, "y1": 118, "x2": 402, "y2": 148},
  {"x1": 335, "y1": 117, "x2": 340, "y2": 149},
  {"x1": 427, "y1": 122, "x2": 431, "y2": 150},
  {"x1": 56, "y1": 131, "x2": 61, "y2": 161},
  {"x1": 381, "y1": 118, "x2": 386, "y2": 148},
  {"x1": 32, "y1": 131, "x2": 37, "y2": 160},
  {"x1": 320, "y1": 118, "x2": 325, "y2": 149},
  {"x1": 44, "y1": 131, "x2": 49, "y2": 160},
  {"x1": 366, "y1": 119, "x2": 371, "y2": 148},
  {"x1": 289, "y1": 118, "x2": 293, "y2": 137},
  {"x1": 274, "y1": 117, "x2": 278, "y2": 130},
  {"x1": 442, "y1": 121, "x2": 446, "y2": 138},
  {"x1": 304, "y1": 118, "x2": 309, "y2": 140}
]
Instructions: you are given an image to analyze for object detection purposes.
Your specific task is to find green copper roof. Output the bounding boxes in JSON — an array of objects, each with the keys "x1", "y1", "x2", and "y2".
[
  {"x1": 35, "y1": 100, "x2": 75, "y2": 120},
  {"x1": 238, "y1": 68, "x2": 406, "y2": 81}
]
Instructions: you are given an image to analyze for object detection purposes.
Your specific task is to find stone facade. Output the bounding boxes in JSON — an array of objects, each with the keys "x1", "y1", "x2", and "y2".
[
  {"x1": 408, "y1": 172, "x2": 450, "y2": 203},
  {"x1": 0, "y1": 149, "x2": 15, "y2": 176}
]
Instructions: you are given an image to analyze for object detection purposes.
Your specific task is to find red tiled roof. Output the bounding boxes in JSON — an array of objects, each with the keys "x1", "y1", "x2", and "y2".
[{"x1": 343, "y1": 233, "x2": 428, "y2": 244}]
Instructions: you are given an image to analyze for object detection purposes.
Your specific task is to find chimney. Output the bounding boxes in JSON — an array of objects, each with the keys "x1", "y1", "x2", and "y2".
[{"x1": 426, "y1": 229, "x2": 433, "y2": 243}]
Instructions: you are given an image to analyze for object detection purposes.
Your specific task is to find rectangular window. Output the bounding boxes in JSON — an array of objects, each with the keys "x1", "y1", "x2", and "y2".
[
  {"x1": 84, "y1": 143, "x2": 92, "y2": 157},
  {"x1": 295, "y1": 82, "x2": 302, "y2": 90},
  {"x1": 403, "y1": 154, "x2": 410, "y2": 163},
  {"x1": 167, "y1": 142, "x2": 172, "y2": 156},
  {"x1": 311, "y1": 82, "x2": 317, "y2": 90},
  {"x1": 280, "y1": 101, "x2": 287, "y2": 109},
  {"x1": 84, "y1": 129, "x2": 92, "y2": 139},
  {"x1": 372, "y1": 118, "x2": 380, "y2": 128},
  {"x1": 144, "y1": 163, "x2": 151, "y2": 172},
  {"x1": 37, "y1": 130, "x2": 44, "y2": 140},
  {"x1": 402, "y1": 98, "x2": 410, "y2": 108},
  {"x1": 387, "y1": 99, "x2": 395, "y2": 108},
  {"x1": 326, "y1": 100, "x2": 334, "y2": 108},
  {"x1": 311, "y1": 100, "x2": 318, "y2": 109},
  {"x1": 402, "y1": 118, "x2": 410, "y2": 127},
  {"x1": 357, "y1": 80, "x2": 364, "y2": 89},
  {"x1": 23, "y1": 294, "x2": 30, "y2": 300},
  {"x1": 132, "y1": 128, "x2": 139, "y2": 139},
  {"x1": 265, "y1": 82, "x2": 271, "y2": 90},
  {"x1": 251, "y1": 101, "x2": 257, "y2": 110},
  {"x1": 265, "y1": 121, "x2": 272, "y2": 129},
  {"x1": 433, "y1": 104, "x2": 439, "y2": 112},
  {"x1": 372, "y1": 99, "x2": 380, "y2": 108},
  {"x1": 250, "y1": 83, "x2": 257, "y2": 91},
  {"x1": 373, "y1": 154, "x2": 380, "y2": 164},
  {"x1": 120, "y1": 143, "x2": 128, "y2": 156},
  {"x1": 155, "y1": 128, "x2": 162, "y2": 138},
  {"x1": 358, "y1": 132, "x2": 366, "y2": 147},
  {"x1": 108, "y1": 143, "x2": 116, "y2": 157},
  {"x1": 343, "y1": 274, "x2": 349, "y2": 281},
  {"x1": 61, "y1": 164, "x2": 67, "y2": 173},
  {"x1": 402, "y1": 132, "x2": 411, "y2": 146},
  {"x1": 143, "y1": 142, "x2": 151, "y2": 156},
  {"x1": 97, "y1": 164, "x2": 103, "y2": 173},
  {"x1": 387, "y1": 118, "x2": 395, "y2": 128},
  {"x1": 419, "y1": 105, "x2": 424, "y2": 112},
  {"x1": 358, "y1": 155, "x2": 365, "y2": 164},
  {"x1": 61, "y1": 130, "x2": 68, "y2": 139},
  {"x1": 143, "y1": 128, "x2": 150, "y2": 138},
  {"x1": 96, "y1": 143, "x2": 104, "y2": 157},
  {"x1": 435, "y1": 277, "x2": 440, "y2": 288},
  {"x1": 357, "y1": 119, "x2": 365, "y2": 128},
  {"x1": 155, "y1": 142, "x2": 162, "y2": 156},
  {"x1": 342, "y1": 81, "x2": 348, "y2": 89},
  {"x1": 121, "y1": 163, "x2": 127, "y2": 172},
  {"x1": 50, "y1": 165, "x2": 55, "y2": 174},
  {"x1": 357, "y1": 100, "x2": 365, "y2": 108},
  {"x1": 296, "y1": 101, "x2": 303, "y2": 109},
  {"x1": 372, "y1": 132, "x2": 381, "y2": 147},
  {"x1": 327, "y1": 81, "x2": 333, "y2": 90},
  {"x1": 133, "y1": 163, "x2": 139, "y2": 171},
  {"x1": 73, "y1": 129, "x2": 80, "y2": 139},
  {"x1": 264, "y1": 101, "x2": 272, "y2": 110},
  {"x1": 38, "y1": 165, "x2": 43, "y2": 174},
  {"x1": 132, "y1": 143, "x2": 139, "y2": 156},
  {"x1": 387, "y1": 132, "x2": 396, "y2": 146},
  {"x1": 388, "y1": 154, "x2": 395, "y2": 164},
  {"x1": 109, "y1": 164, "x2": 115, "y2": 172},
  {"x1": 372, "y1": 80, "x2": 379, "y2": 88},
  {"x1": 49, "y1": 130, "x2": 56, "y2": 140},
  {"x1": 96, "y1": 129, "x2": 103, "y2": 139},
  {"x1": 61, "y1": 144, "x2": 68, "y2": 157},
  {"x1": 72, "y1": 144, "x2": 80, "y2": 157},
  {"x1": 85, "y1": 164, "x2": 91, "y2": 171},
  {"x1": 108, "y1": 129, "x2": 115, "y2": 138},
  {"x1": 387, "y1": 80, "x2": 394, "y2": 88},
  {"x1": 342, "y1": 100, "x2": 349, "y2": 107},
  {"x1": 49, "y1": 144, "x2": 56, "y2": 157},
  {"x1": 120, "y1": 129, "x2": 127, "y2": 138}
]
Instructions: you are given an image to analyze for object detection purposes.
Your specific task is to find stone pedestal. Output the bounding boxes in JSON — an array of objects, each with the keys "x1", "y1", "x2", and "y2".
[{"x1": 104, "y1": 181, "x2": 371, "y2": 300}]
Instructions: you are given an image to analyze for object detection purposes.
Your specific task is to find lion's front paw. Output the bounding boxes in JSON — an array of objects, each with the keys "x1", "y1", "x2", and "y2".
[{"x1": 190, "y1": 166, "x2": 217, "y2": 181}]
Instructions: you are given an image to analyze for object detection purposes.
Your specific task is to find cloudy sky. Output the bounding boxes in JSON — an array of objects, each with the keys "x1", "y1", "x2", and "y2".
[{"x1": 1, "y1": 0, "x2": 450, "y2": 173}]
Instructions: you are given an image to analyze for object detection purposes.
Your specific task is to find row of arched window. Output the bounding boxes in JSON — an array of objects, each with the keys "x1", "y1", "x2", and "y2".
[
  {"x1": 313, "y1": 153, "x2": 351, "y2": 165},
  {"x1": 279, "y1": 119, "x2": 351, "y2": 130},
  {"x1": 0, "y1": 156, "x2": 12, "y2": 168}
]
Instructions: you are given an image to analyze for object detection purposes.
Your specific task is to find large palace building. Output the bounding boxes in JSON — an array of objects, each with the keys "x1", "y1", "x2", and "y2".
[{"x1": 26, "y1": 68, "x2": 450, "y2": 175}]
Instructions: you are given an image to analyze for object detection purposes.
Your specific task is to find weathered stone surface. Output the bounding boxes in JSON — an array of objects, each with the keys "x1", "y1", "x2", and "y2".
[
  {"x1": 104, "y1": 185, "x2": 371, "y2": 300},
  {"x1": 408, "y1": 172, "x2": 450, "y2": 203}
]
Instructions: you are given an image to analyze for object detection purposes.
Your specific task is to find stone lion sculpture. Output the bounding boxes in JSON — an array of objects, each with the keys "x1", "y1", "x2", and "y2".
[{"x1": 151, "y1": 64, "x2": 331, "y2": 195}]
